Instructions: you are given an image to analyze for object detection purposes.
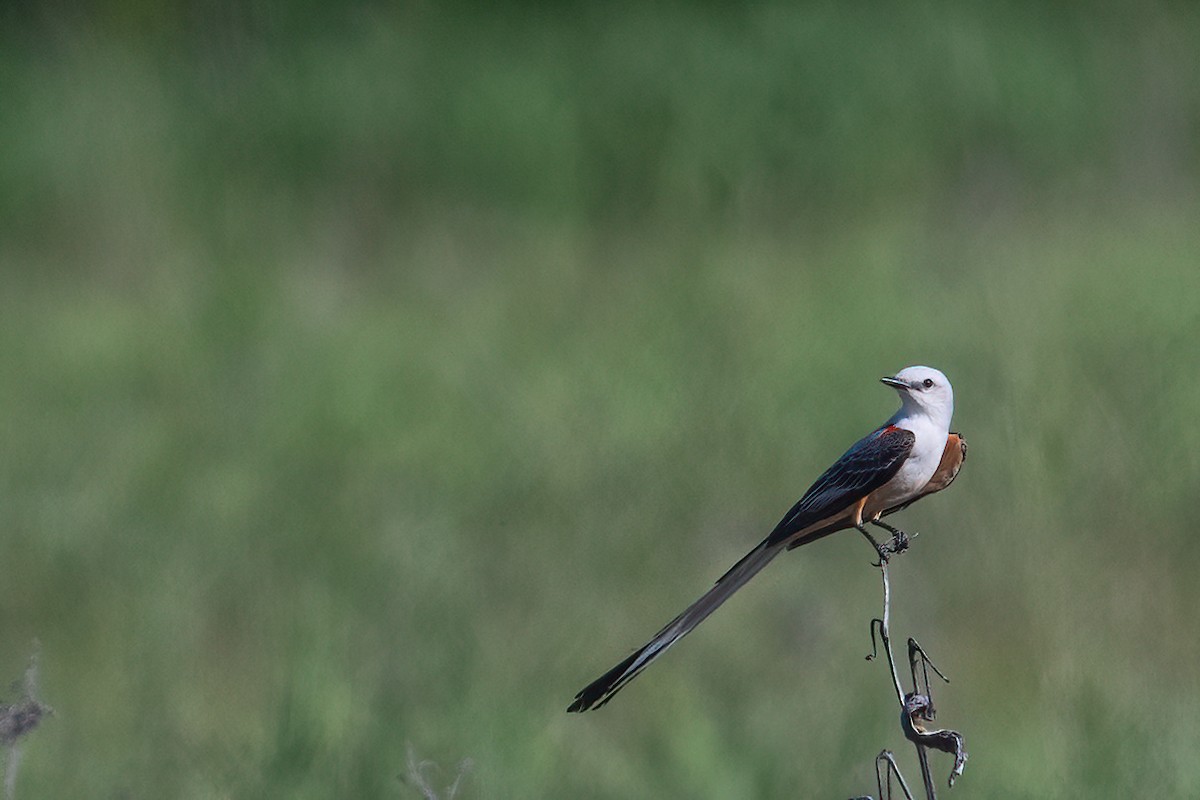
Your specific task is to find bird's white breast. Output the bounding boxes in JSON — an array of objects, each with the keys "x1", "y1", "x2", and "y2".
[{"x1": 873, "y1": 415, "x2": 947, "y2": 510}]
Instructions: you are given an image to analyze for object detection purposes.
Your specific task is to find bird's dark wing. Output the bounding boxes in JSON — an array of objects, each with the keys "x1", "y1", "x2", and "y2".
[{"x1": 765, "y1": 425, "x2": 915, "y2": 547}]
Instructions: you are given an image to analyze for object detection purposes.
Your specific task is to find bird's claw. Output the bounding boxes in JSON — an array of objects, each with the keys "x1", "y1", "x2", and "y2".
[
  {"x1": 873, "y1": 531, "x2": 913, "y2": 565},
  {"x1": 888, "y1": 529, "x2": 911, "y2": 554}
]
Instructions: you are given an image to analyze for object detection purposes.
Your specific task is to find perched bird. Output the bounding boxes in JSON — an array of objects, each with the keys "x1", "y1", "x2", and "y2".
[{"x1": 568, "y1": 366, "x2": 964, "y2": 712}]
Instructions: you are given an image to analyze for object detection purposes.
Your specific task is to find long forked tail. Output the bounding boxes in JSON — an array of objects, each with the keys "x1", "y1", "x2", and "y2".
[{"x1": 567, "y1": 539, "x2": 786, "y2": 712}]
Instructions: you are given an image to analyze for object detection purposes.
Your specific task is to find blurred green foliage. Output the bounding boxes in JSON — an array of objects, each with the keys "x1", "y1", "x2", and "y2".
[{"x1": 1, "y1": 2, "x2": 1199, "y2": 797}]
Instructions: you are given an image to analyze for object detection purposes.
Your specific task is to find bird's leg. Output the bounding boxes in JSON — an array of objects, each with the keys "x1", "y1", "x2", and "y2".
[
  {"x1": 871, "y1": 518, "x2": 913, "y2": 555},
  {"x1": 856, "y1": 523, "x2": 890, "y2": 565}
]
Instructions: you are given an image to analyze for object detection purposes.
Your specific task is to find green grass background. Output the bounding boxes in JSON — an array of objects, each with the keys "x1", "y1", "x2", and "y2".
[{"x1": 3, "y1": 2, "x2": 1200, "y2": 797}]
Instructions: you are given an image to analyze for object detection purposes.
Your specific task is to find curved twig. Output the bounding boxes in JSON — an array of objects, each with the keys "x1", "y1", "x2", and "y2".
[{"x1": 852, "y1": 541, "x2": 968, "y2": 799}]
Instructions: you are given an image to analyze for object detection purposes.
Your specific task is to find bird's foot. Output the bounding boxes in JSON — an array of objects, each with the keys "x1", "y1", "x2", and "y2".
[
  {"x1": 886, "y1": 529, "x2": 911, "y2": 555},
  {"x1": 870, "y1": 519, "x2": 916, "y2": 558},
  {"x1": 858, "y1": 523, "x2": 914, "y2": 566}
]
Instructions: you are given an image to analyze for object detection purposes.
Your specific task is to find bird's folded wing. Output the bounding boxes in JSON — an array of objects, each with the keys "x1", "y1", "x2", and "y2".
[{"x1": 765, "y1": 425, "x2": 915, "y2": 547}]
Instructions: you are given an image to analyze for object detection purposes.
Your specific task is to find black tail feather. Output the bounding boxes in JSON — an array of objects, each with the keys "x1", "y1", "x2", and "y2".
[
  {"x1": 567, "y1": 648, "x2": 645, "y2": 712},
  {"x1": 567, "y1": 540, "x2": 784, "y2": 711}
]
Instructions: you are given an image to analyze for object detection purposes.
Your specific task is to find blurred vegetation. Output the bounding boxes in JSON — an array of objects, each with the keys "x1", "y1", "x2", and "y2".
[{"x1": 1, "y1": 1, "x2": 1199, "y2": 797}]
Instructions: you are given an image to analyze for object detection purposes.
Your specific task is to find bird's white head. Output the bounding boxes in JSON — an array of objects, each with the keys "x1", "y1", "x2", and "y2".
[{"x1": 881, "y1": 366, "x2": 954, "y2": 430}]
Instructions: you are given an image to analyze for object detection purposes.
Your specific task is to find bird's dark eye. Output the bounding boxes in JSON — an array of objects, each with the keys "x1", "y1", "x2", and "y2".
[{"x1": 922, "y1": 378, "x2": 934, "y2": 388}]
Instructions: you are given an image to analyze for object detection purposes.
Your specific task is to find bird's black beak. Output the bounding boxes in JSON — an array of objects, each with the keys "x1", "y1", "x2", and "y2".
[{"x1": 880, "y1": 376, "x2": 908, "y2": 389}]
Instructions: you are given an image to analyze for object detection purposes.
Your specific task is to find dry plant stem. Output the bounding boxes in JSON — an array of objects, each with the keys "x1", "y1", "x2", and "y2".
[
  {"x1": 875, "y1": 750, "x2": 915, "y2": 800},
  {"x1": 850, "y1": 750, "x2": 916, "y2": 800},
  {"x1": 904, "y1": 641, "x2": 966, "y2": 788},
  {"x1": 915, "y1": 746, "x2": 936, "y2": 800},
  {"x1": 865, "y1": 558, "x2": 939, "y2": 800},
  {"x1": 866, "y1": 566, "x2": 905, "y2": 705},
  {"x1": 856, "y1": 519, "x2": 968, "y2": 800},
  {"x1": 0, "y1": 645, "x2": 51, "y2": 800},
  {"x1": 907, "y1": 639, "x2": 950, "y2": 705},
  {"x1": 403, "y1": 744, "x2": 472, "y2": 800},
  {"x1": 908, "y1": 638, "x2": 949, "y2": 800}
]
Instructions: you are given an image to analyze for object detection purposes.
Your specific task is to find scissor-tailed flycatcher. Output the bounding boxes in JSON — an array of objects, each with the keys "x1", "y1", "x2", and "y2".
[{"x1": 568, "y1": 366, "x2": 964, "y2": 712}]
